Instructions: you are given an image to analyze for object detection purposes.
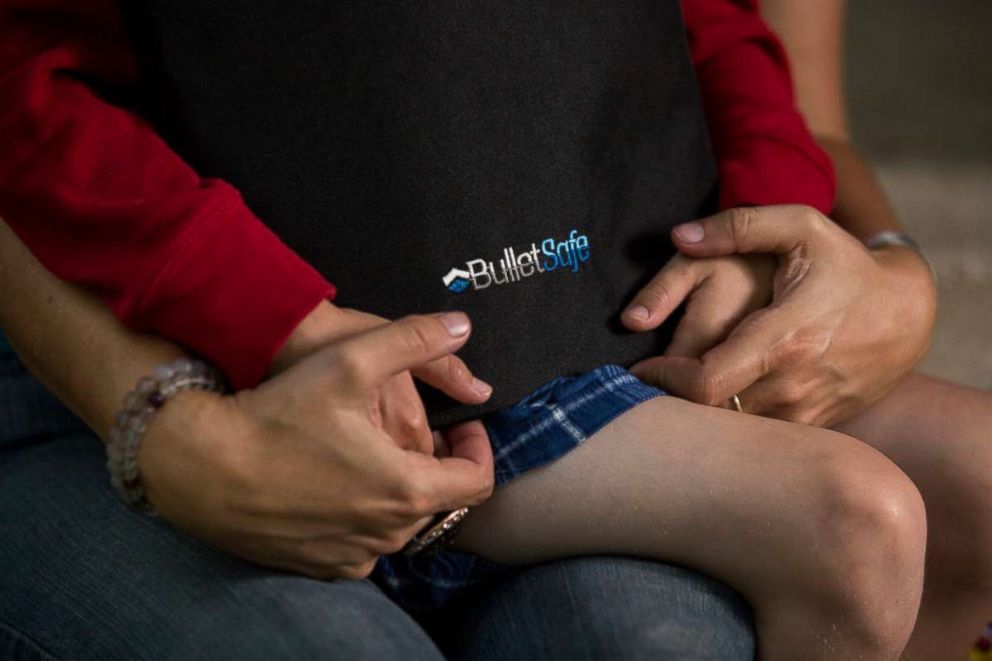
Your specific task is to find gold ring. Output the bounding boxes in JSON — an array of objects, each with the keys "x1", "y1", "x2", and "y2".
[{"x1": 729, "y1": 394, "x2": 744, "y2": 413}]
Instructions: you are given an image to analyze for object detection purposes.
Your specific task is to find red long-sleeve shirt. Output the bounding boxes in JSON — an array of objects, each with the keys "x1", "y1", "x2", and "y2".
[{"x1": 0, "y1": 0, "x2": 834, "y2": 390}]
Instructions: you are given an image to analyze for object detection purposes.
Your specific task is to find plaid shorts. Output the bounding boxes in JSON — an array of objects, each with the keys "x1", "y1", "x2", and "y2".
[{"x1": 373, "y1": 364, "x2": 665, "y2": 613}]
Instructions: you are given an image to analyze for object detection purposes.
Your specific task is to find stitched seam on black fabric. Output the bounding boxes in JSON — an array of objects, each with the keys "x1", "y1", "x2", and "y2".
[{"x1": 0, "y1": 617, "x2": 61, "y2": 661}]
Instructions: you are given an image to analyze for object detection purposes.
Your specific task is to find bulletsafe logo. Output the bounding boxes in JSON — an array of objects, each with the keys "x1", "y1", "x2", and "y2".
[{"x1": 442, "y1": 229, "x2": 591, "y2": 293}]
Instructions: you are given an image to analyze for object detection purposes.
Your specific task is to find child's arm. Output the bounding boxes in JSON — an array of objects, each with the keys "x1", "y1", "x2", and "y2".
[
  {"x1": 0, "y1": 219, "x2": 492, "y2": 579},
  {"x1": 681, "y1": 0, "x2": 837, "y2": 214},
  {"x1": 0, "y1": 1, "x2": 333, "y2": 390}
]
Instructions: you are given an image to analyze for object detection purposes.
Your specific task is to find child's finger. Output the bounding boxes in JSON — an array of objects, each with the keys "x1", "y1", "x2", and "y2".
[
  {"x1": 663, "y1": 285, "x2": 744, "y2": 359},
  {"x1": 663, "y1": 266, "x2": 769, "y2": 358},
  {"x1": 671, "y1": 205, "x2": 825, "y2": 258},
  {"x1": 621, "y1": 256, "x2": 705, "y2": 331}
]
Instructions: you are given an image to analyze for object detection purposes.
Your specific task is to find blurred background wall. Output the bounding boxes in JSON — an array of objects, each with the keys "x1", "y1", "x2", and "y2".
[{"x1": 845, "y1": 0, "x2": 992, "y2": 388}]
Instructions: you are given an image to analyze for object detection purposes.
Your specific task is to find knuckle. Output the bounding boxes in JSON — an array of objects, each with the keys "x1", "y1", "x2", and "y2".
[
  {"x1": 797, "y1": 204, "x2": 822, "y2": 225},
  {"x1": 397, "y1": 474, "x2": 434, "y2": 517},
  {"x1": 776, "y1": 332, "x2": 827, "y2": 367},
  {"x1": 329, "y1": 346, "x2": 368, "y2": 387},
  {"x1": 396, "y1": 316, "x2": 435, "y2": 357},
  {"x1": 726, "y1": 207, "x2": 755, "y2": 245},
  {"x1": 398, "y1": 408, "x2": 427, "y2": 436},
  {"x1": 795, "y1": 205, "x2": 829, "y2": 235},
  {"x1": 696, "y1": 369, "x2": 728, "y2": 407},
  {"x1": 642, "y1": 280, "x2": 674, "y2": 310},
  {"x1": 447, "y1": 356, "x2": 470, "y2": 384}
]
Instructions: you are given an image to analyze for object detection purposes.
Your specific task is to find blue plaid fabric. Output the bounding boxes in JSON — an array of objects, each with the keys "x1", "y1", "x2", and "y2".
[{"x1": 374, "y1": 364, "x2": 665, "y2": 613}]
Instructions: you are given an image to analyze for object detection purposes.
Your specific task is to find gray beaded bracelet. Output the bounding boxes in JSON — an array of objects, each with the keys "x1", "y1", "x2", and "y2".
[{"x1": 106, "y1": 358, "x2": 226, "y2": 513}]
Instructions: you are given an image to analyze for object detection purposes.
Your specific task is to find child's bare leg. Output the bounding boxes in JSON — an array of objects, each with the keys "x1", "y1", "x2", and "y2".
[
  {"x1": 453, "y1": 396, "x2": 926, "y2": 660},
  {"x1": 833, "y1": 373, "x2": 992, "y2": 659}
]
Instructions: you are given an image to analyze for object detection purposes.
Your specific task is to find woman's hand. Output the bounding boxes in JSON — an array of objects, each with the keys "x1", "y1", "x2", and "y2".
[
  {"x1": 629, "y1": 206, "x2": 937, "y2": 426},
  {"x1": 272, "y1": 302, "x2": 493, "y2": 455},
  {"x1": 621, "y1": 253, "x2": 775, "y2": 359},
  {"x1": 139, "y1": 313, "x2": 495, "y2": 580}
]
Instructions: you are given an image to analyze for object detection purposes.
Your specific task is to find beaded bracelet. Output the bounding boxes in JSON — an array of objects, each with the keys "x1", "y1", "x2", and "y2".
[{"x1": 106, "y1": 358, "x2": 227, "y2": 513}]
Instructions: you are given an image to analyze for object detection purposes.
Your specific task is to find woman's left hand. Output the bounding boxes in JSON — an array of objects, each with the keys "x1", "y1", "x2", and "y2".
[{"x1": 625, "y1": 205, "x2": 937, "y2": 427}]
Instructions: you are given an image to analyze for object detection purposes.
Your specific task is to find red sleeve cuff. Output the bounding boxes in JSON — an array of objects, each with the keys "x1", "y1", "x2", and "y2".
[
  {"x1": 717, "y1": 134, "x2": 836, "y2": 214},
  {"x1": 117, "y1": 188, "x2": 336, "y2": 390},
  {"x1": 683, "y1": 0, "x2": 837, "y2": 214}
]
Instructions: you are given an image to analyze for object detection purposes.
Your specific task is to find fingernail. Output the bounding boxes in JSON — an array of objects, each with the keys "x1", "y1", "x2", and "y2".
[
  {"x1": 674, "y1": 222, "x2": 704, "y2": 243},
  {"x1": 436, "y1": 311, "x2": 470, "y2": 337},
  {"x1": 471, "y1": 377, "x2": 493, "y2": 398},
  {"x1": 624, "y1": 305, "x2": 650, "y2": 321}
]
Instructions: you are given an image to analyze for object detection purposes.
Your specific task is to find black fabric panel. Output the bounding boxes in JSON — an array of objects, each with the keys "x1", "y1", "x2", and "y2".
[{"x1": 123, "y1": 0, "x2": 718, "y2": 427}]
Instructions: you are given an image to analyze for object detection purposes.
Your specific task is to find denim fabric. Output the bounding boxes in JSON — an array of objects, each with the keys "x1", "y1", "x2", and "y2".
[
  {"x1": 429, "y1": 556, "x2": 755, "y2": 661},
  {"x1": 0, "y1": 350, "x2": 754, "y2": 659},
  {"x1": 375, "y1": 365, "x2": 665, "y2": 612}
]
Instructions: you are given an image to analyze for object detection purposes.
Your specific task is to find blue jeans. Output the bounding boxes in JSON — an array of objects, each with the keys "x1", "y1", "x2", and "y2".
[{"x1": 0, "y1": 347, "x2": 754, "y2": 659}]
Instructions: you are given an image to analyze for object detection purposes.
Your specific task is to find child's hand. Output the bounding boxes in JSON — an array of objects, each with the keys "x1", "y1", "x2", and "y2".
[{"x1": 621, "y1": 253, "x2": 775, "y2": 359}]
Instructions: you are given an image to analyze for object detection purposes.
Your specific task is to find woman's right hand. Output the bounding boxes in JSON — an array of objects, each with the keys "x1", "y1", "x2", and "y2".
[
  {"x1": 138, "y1": 313, "x2": 495, "y2": 579},
  {"x1": 272, "y1": 301, "x2": 494, "y2": 456}
]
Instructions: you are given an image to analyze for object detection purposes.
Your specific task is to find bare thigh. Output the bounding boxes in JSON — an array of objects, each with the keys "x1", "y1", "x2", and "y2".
[{"x1": 454, "y1": 395, "x2": 923, "y2": 608}]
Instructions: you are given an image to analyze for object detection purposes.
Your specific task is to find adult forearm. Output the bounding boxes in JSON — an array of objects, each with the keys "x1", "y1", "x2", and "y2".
[
  {"x1": 817, "y1": 135, "x2": 906, "y2": 241},
  {"x1": 0, "y1": 220, "x2": 186, "y2": 436},
  {"x1": 1, "y1": 220, "x2": 494, "y2": 580},
  {"x1": 817, "y1": 134, "x2": 936, "y2": 318},
  {"x1": 760, "y1": 1, "x2": 911, "y2": 243}
]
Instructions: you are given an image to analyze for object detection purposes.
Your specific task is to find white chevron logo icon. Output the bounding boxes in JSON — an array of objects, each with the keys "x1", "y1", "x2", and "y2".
[{"x1": 442, "y1": 268, "x2": 472, "y2": 288}]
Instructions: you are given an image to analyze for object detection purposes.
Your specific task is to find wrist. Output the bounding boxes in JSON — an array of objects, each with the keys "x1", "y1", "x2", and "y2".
[
  {"x1": 872, "y1": 244, "x2": 938, "y2": 341},
  {"x1": 137, "y1": 388, "x2": 232, "y2": 510},
  {"x1": 269, "y1": 301, "x2": 369, "y2": 376},
  {"x1": 873, "y1": 244, "x2": 936, "y2": 291}
]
